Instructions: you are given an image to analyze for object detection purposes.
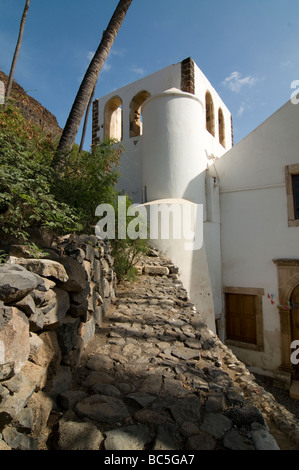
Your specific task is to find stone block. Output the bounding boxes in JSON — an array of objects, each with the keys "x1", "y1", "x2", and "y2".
[
  {"x1": 69, "y1": 300, "x2": 88, "y2": 318},
  {"x1": 13, "y1": 258, "x2": 68, "y2": 282},
  {"x1": 84, "y1": 244, "x2": 95, "y2": 263},
  {"x1": 2, "y1": 426, "x2": 38, "y2": 450},
  {"x1": 57, "y1": 420, "x2": 103, "y2": 450},
  {"x1": 12, "y1": 294, "x2": 36, "y2": 316},
  {"x1": 251, "y1": 428, "x2": 280, "y2": 450},
  {"x1": 144, "y1": 265, "x2": 169, "y2": 276},
  {"x1": 82, "y1": 260, "x2": 91, "y2": 281},
  {"x1": 30, "y1": 331, "x2": 61, "y2": 374},
  {"x1": 75, "y1": 395, "x2": 130, "y2": 424},
  {"x1": 104, "y1": 425, "x2": 151, "y2": 451},
  {"x1": 78, "y1": 316, "x2": 95, "y2": 344},
  {"x1": 0, "y1": 308, "x2": 30, "y2": 375},
  {"x1": 0, "y1": 264, "x2": 39, "y2": 302},
  {"x1": 57, "y1": 257, "x2": 87, "y2": 292},
  {"x1": 11, "y1": 390, "x2": 53, "y2": 438},
  {"x1": 94, "y1": 305, "x2": 104, "y2": 326},
  {"x1": 29, "y1": 332, "x2": 44, "y2": 360},
  {"x1": 70, "y1": 283, "x2": 91, "y2": 305},
  {"x1": 92, "y1": 259, "x2": 102, "y2": 282},
  {"x1": 0, "y1": 302, "x2": 13, "y2": 330},
  {"x1": 0, "y1": 365, "x2": 43, "y2": 424},
  {"x1": 56, "y1": 316, "x2": 80, "y2": 355},
  {"x1": 22, "y1": 361, "x2": 48, "y2": 391},
  {"x1": 41, "y1": 287, "x2": 70, "y2": 327}
]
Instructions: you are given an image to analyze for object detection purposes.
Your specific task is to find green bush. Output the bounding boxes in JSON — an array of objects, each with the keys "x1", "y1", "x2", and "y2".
[
  {"x1": 0, "y1": 106, "x2": 82, "y2": 242},
  {"x1": 109, "y1": 196, "x2": 149, "y2": 281},
  {"x1": 53, "y1": 139, "x2": 123, "y2": 233},
  {"x1": 0, "y1": 104, "x2": 147, "y2": 281}
]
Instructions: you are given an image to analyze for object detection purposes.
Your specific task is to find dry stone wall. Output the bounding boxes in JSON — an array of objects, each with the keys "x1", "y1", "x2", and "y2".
[{"x1": 0, "y1": 234, "x2": 116, "y2": 449}]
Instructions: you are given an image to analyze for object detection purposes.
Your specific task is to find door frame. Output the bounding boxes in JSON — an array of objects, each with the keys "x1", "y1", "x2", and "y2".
[{"x1": 273, "y1": 259, "x2": 299, "y2": 376}]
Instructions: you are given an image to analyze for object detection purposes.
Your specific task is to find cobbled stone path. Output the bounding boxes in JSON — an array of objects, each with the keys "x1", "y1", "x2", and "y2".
[{"x1": 48, "y1": 252, "x2": 299, "y2": 451}]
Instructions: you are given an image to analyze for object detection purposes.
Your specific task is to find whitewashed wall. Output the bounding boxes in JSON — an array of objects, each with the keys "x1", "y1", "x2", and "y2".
[
  {"x1": 213, "y1": 99, "x2": 299, "y2": 372},
  {"x1": 94, "y1": 59, "x2": 233, "y2": 332}
]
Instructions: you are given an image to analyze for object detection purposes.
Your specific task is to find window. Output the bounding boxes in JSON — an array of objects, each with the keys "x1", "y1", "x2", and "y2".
[
  {"x1": 205, "y1": 91, "x2": 215, "y2": 136},
  {"x1": 129, "y1": 91, "x2": 150, "y2": 138},
  {"x1": 226, "y1": 293, "x2": 257, "y2": 344},
  {"x1": 285, "y1": 164, "x2": 299, "y2": 227},
  {"x1": 104, "y1": 96, "x2": 123, "y2": 141},
  {"x1": 224, "y1": 287, "x2": 264, "y2": 350},
  {"x1": 218, "y1": 108, "x2": 226, "y2": 148}
]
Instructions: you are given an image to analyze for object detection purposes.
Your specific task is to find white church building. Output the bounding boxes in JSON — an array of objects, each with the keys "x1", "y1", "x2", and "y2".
[{"x1": 92, "y1": 58, "x2": 299, "y2": 391}]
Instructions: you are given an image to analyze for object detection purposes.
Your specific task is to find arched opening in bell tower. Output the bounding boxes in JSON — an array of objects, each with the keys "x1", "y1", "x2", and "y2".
[
  {"x1": 104, "y1": 96, "x2": 123, "y2": 141},
  {"x1": 205, "y1": 91, "x2": 215, "y2": 136},
  {"x1": 129, "y1": 90, "x2": 151, "y2": 138}
]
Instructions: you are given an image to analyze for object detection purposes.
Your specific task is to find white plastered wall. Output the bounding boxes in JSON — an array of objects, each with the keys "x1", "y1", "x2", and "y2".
[
  {"x1": 95, "y1": 63, "x2": 182, "y2": 203},
  {"x1": 213, "y1": 99, "x2": 299, "y2": 372},
  {"x1": 94, "y1": 59, "x2": 233, "y2": 332}
]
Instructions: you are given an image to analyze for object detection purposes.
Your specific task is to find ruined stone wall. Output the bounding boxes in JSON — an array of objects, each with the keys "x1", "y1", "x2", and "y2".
[
  {"x1": 0, "y1": 71, "x2": 62, "y2": 138},
  {"x1": 0, "y1": 234, "x2": 115, "y2": 449}
]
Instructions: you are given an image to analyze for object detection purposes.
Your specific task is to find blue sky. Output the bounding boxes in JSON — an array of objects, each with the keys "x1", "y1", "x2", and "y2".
[{"x1": 0, "y1": 0, "x2": 298, "y2": 150}]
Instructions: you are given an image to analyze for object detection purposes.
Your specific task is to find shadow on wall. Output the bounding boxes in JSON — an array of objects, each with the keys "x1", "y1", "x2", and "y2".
[{"x1": 145, "y1": 168, "x2": 221, "y2": 333}]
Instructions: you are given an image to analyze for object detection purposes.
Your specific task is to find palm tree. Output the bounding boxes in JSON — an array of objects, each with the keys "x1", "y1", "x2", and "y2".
[
  {"x1": 78, "y1": 84, "x2": 96, "y2": 154},
  {"x1": 5, "y1": 0, "x2": 31, "y2": 102},
  {"x1": 53, "y1": 0, "x2": 133, "y2": 169}
]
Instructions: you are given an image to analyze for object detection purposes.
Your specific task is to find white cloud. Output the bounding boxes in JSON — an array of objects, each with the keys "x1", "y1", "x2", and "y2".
[
  {"x1": 222, "y1": 71, "x2": 258, "y2": 93},
  {"x1": 131, "y1": 66, "x2": 146, "y2": 76},
  {"x1": 102, "y1": 62, "x2": 112, "y2": 72},
  {"x1": 109, "y1": 47, "x2": 126, "y2": 57}
]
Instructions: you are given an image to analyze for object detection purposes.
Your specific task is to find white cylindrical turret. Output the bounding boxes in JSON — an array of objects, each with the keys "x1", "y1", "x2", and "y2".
[{"x1": 141, "y1": 88, "x2": 205, "y2": 204}]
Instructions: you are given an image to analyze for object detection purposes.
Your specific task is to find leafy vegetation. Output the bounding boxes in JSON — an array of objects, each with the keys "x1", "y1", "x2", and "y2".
[
  {"x1": 0, "y1": 105, "x2": 120, "y2": 240},
  {"x1": 53, "y1": 140, "x2": 122, "y2": 233},
  {"x1": 0, "y1": 105, "x2": 80, "y2": 242},
  {"x1": 110, "y1": 196, "x2": 149, "y2": 280},
  {"x1": 0, "y1": 104, "x2": 148, "y2": 279}
]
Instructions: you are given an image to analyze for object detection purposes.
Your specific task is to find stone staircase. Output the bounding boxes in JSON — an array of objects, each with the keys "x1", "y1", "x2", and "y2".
[{"x1": 41, "y1": 250, "x2": 299, "y2": 451}]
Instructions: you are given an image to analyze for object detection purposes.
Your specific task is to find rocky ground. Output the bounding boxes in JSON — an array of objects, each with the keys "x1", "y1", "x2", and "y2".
[
  {"x1": 42, "y1": 251, "x2": 299, "y2": 451},
  {"x1": 251, "y1": 373, "x2": 299, "y2": 449}
]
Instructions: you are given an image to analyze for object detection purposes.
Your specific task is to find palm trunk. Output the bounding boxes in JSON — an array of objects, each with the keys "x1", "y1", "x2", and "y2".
[
  {"x1": 53, "y1": 0, "x2": 133, "y2": 169},
  {"x1": 5, "y1": 0, "x2": 30, "y2": 102},
  {"x1": 79, "y1": 84, "x2": 96, "y2": 154}
]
